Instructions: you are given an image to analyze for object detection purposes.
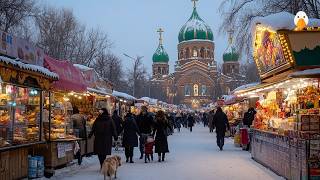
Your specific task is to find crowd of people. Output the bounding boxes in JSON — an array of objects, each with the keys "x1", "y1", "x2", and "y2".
[{"x1": 87, "y1": 105, "x2": 250, "y2": 168}]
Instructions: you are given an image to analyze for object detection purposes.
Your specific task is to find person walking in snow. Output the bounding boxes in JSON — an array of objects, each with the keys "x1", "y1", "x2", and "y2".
[
  {"x1": 112, "y1": 110, "x2": 123, "y2": 135},
  {"x1": 136, "y1": 106, "x2": 155, "y2": 159},
  {"x1": 213, "y1": 107, "x2": 230, "y2": 151},
  {"x1": 88, "y1": 108, "x2": 118, "y2": 169},
  {"x1": 187, "y1": 113, "x2": 195, "y2": 132},
  {"x1": 174, "y1": 112, "x2": 182, "y2": 132},
  {"x1": 122, "y1": 111, "x2": 140, "y2": 163},
  {"x1": 208, "y1": 110, "x2": 215, "y2": 133},
  {"x1": 153, "y1": 110, "x2": 171, "y2": 162}
]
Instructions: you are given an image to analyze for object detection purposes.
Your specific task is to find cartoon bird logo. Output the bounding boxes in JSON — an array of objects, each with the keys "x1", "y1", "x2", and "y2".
[{"x1": 294, "y1": 11, "x2": 309, "y2": 31}]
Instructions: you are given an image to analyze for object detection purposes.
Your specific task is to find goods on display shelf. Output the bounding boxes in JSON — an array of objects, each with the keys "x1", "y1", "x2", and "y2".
[
  {"x1": 45, "y1": 92, "x2": 76, "y2": 141},
  {"x1": 0, "y1": 83, "x2": 43, "y2": 147},
  {"x1": 251, "y1": 78, "x2": 320, "y2": 135}
]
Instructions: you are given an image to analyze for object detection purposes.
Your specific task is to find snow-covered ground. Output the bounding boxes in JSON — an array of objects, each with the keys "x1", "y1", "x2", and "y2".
[{"x1": 44, "y1": 125, "x2": 283, "y2": 180}]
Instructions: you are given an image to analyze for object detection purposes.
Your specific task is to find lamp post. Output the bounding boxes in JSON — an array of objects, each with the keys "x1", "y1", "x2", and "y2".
[{"x1": 123, "y1": 53, "x2": 144, "y2": 97}]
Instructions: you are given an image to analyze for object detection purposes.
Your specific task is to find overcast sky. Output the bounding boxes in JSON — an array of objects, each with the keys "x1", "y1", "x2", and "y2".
[{"x1": 42, "y1": 0, "x2": 230, "y2": 74}]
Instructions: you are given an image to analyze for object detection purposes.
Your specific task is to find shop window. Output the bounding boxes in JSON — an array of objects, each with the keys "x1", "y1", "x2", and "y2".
[
  {"x1": 201, "y1": 85, "x2": 207, "y2": 96},
  {"x1": 184, "y1": 85, "x2": 191, "y2": 96},
  {"x1": 194, "y1": 84, "x2": 199, "y2": 96},
  {"x1": 0, "y1": 84, "x2": 42, "y2": 147}
]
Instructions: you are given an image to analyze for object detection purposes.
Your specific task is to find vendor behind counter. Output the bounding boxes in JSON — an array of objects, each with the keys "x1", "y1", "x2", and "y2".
[{"x1": 71, "y1": 106, "x2": 87, "y2": 138}]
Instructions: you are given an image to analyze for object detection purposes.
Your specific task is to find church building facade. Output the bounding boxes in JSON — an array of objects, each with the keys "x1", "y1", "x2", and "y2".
[{"x1": 150, "y1": 1, "x2": 245, "y2": 109}]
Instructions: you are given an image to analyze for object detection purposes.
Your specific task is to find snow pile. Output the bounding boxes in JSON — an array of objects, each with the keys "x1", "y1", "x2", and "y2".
[
  {"x1": 0, "y1": 55, "x2": 59, "y2": 79},
  {"x1": 290, "y1": 68, "x2": 320, "y2": 77},
  {"x1": 251, "y1": 12, "x2": 320, "y2": 32},
  {"x1": 232, "y1": 82, "x2": 260, "y2": 93},
  {"x1": 112, "y1": 90, "x2": 136, "y2": 100}
]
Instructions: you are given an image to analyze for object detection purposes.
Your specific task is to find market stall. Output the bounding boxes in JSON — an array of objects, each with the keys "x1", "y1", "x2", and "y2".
[
  {"x1": 33, "y1": 56, "x2": 88, "y2": 175},
  {"x1": 0, "y1": 29, "x2": 58, "y2": 179},
  {"x1": 112, "y1": 90, "x2": 136, "y2": 117},
  {"x1": 239, "y1": 12, "x2": 320, "y2": 179},
  {"x1": 74, "y1": 64, "x2": 114, "y2": 155}
]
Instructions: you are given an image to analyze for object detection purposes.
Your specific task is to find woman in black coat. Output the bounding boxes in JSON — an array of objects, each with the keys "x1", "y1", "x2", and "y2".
[
  {"x1": 187, "y1": 114, "x2": 195, "y2": 132},
  {"x1": 153, "y1": 110, "x2": 171, "y2": 162},
  {"x1": 213, "y1": 107, "x2": 230, "y2": 151},
  {"x1": 122, "y1": 112, "x2": 140, "y2": 163},
  {"x1": 89, "y1": 108, "x2": 117, "y2": 168}
]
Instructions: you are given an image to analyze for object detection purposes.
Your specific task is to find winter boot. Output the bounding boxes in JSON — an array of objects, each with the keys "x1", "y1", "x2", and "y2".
[
  {"x1": 139, "y1": 153, "x2": 143, "y2": 159},
  {"x1": 130, "y1": 157, "x2": 134, "y2": 163},
  {"x1": 162, "y1": 153, "x2": 165, "y2": 162},
  {"x1": 151, "y1": 154, "x2": 154, "y2": 161},
  {"x1": 158, "y1": 155, "x2": 161, "y2": 162}
]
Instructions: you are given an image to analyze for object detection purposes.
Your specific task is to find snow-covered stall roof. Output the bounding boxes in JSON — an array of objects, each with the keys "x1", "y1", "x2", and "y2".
[
  {"x1": 140, "y1": 97, "x2": 158, "y2": 105},
  {"x1": 251, "y1": 12, "x2": 320, "y2": 32},
  {"x1": 112, "y1": 90, "x2": 136, "y2": 100},
  {"x1": 87, "y1": 87, "x2": 111, "y2": 95},
  {"x1": 290, "y1": 68, "x2": 320, "y2": 78},
  {"x1": 0, "y1": 55, "x2": 58, "y2": 79},
  {"x1": 232, "y1": 82, "x2": 260, "y2": 94}
]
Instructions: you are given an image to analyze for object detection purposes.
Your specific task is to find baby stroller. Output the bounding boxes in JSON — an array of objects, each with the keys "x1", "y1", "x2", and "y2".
[{"x1": 113, "y1": 133, "x2": 124, "y2": 151}]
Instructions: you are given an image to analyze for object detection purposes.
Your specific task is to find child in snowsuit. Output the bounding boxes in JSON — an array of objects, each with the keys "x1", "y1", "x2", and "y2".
[{"x1": 144, "y1": 136, "x2": 154, "y2": 163}]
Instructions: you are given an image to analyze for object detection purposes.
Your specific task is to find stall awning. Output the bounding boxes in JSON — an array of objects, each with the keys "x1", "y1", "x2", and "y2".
[{"x1": 44, "y1": 55, "x2": 86, "y2": 92}]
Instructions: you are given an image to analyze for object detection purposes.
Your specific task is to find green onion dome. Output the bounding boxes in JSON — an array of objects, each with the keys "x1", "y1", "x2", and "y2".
[
  {"x1": 178, "y1": 7, "x2": 214, "y2": 43},
  {"x1": 223, "y1": 46, "x2": 239, "y2": 62},
  {"x1": 152, "y1": 44, "x2": 169, "y2": 63}
]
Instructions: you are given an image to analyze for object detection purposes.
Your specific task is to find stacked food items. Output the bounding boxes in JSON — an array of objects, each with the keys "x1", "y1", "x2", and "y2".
[
  {"x1": 253, "y1": 85, "x2": 320, "y2": 136},
  {"x1": 0, "y1": 111, "x2": 10, "y2": 125}
]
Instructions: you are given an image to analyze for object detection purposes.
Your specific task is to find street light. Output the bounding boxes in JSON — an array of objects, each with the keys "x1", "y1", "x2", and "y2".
[{"x1": 123, "y1": 53, "x2": 144, "y2": 97}]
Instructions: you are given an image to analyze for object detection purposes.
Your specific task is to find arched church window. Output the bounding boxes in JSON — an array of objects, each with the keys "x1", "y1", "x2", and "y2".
[
  {"x1": 200, "y1": 48, "x2": 205, "y2": 58},
  {"x1": 201, "y1": 85, "x2": 207, "y2": 96},
  {"x1": 184, "y1": 85, "x2": 191, "y2": 96},
  {"x1": 194, "y1": 84, "x2": 199, "y2": 96},
  {"x1": 180, "y1": 50, "x2": 184, "y2": 59},
  {"x1": 193, "y1": 48, "x2": 198, "y2": 57},
  {"x1": 186, "y1": 48, "x2": 190, "y2": 58}
]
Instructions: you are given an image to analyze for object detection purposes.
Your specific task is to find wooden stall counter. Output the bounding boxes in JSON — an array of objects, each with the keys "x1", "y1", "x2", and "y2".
[{"x1": 0, "y1": 142, "x2": 45, "y2": 180}]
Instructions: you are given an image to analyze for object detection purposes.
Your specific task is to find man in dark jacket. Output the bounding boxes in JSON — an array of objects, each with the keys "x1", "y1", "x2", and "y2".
[
  {"x1": 213, "y1": 107, "x2": 230, "y2": 151},
  {"x1": 89, "y1": 108, "x2": 118, "y2": 168},
  {"x1": 122, "y1": 111, "x2": 140, "y2": 163},
  {"x1": 136, "y1": 106, "x2": 154, "y2": 159},
  {"x1": 243, "y1": 107, "x2": 256, "y2": 127},
  {"x1": 112, "y1": 110, "x2": 123, "y2": 135},
  {"x1": 187, "y1": 114, "x2": 195, "y2": 132}
]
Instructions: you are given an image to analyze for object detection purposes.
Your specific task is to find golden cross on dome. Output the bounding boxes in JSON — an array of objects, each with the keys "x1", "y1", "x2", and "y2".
[
  {"x1": 157, "y1": 28, "x2": 164, "y2": 45},
  {"x1": 192, "y1": 0, "x2": 198, "y2": 8}
]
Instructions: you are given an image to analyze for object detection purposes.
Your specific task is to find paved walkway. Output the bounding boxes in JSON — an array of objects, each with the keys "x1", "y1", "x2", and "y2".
[{"x1": 49, "y1": 125, "x2": 283, "y2": 180}]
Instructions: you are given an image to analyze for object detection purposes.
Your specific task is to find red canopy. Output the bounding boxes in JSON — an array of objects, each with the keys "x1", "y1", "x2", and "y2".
[{"x1": 44, "y1": 55, "x2": 87, "y2": 92}]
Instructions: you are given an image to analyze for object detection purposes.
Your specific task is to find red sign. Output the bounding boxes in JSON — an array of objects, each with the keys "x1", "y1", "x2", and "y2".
[
  {"x1": 44, "y1": 56, "x2": 87, "y2": 92},
  {"x1": 0, "y1": 30, "x2": 44, "y2": 66}
]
